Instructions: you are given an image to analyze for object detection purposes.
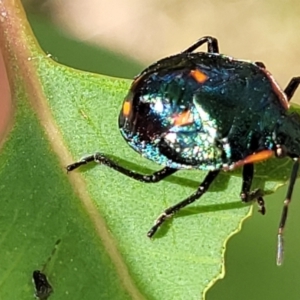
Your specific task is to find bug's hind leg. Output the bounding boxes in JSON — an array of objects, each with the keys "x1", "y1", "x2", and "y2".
[
  {"x1": 147, "y1": 170, "x2": 220, "y2": 237},
  {"x1": 276, "y1": 159, "x2": 299, "y2": 265},
  {"x1": 284, "y1": 77, "x2": 300, "y2": 101},
  {"x1": 240, "y1": 163, "x2": 265, "y2": 214},
  {"x1": 181, "y1": 36, "x2": 219, "y2": 54}
]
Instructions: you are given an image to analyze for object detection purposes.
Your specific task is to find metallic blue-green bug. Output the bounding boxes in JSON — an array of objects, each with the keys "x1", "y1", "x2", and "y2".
[{"x1": 67, "y1": 36, "x2": 300, "y2": 265}]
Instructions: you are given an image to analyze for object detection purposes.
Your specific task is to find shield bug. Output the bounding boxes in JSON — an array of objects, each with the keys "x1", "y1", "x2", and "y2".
[{"x1": 67, "y1": 36, "x2": 300, "y2": 265}]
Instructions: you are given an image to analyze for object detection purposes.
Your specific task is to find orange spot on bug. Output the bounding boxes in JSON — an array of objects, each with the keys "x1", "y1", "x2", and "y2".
[
  {"x1": 123, "y1": 101, "x2": 131, "y2": 117},
  {"x1": 190, "y1": 69, "x2": 208, "y2": 83},
  {"x1": 173, "y1": 110, "x2": 193, "y2": 126}
]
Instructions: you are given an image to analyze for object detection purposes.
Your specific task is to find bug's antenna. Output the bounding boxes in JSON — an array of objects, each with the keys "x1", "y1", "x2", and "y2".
[{"x1": 276, "y1": 159, "x2": 299, "y2": 265}]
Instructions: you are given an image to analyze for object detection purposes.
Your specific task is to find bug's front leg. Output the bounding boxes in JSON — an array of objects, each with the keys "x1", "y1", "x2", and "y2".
[
  {"x1": 147, "y1": 170, "x2": 220, "y2": 237},
  {"x1": 240, "y1": 163, "x2": 265, "y2": 214},
  {"x1": 67, "y1": 152, "x2": 177, "y2": 183}
]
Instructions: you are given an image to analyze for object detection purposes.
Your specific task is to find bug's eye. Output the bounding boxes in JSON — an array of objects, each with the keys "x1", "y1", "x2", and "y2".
[{"x1": 275, "y1": 145, "x2": 287, "y2": 158}]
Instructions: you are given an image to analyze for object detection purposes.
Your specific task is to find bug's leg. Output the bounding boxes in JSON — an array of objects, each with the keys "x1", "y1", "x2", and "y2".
[
  {"x1": 277, "y1": 159, "x2": 299, "y2": 265},
  {"x1": 240, "y1": 163, "x2": 265, "y2": 214},
  {"x1": 284, "y1": 77, "x2": 300, "y2": 101},
  {"x1": 147, "y1": 170, "x2": 220, "y2": 237},
  {"x1": 181, "y1": 36, "x2": 219, "y2": 54},
  {"x1": 67, "y1": 153, "x2": 177, "y2": 183}
]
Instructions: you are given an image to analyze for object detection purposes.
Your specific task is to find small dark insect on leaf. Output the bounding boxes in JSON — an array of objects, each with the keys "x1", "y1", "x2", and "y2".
[
  {"x1": 32, "y1": 239, "x2": 61, "y2": 299},
  {"x1": 32, "y1": 270, "x2": 53, "y2": 300}
]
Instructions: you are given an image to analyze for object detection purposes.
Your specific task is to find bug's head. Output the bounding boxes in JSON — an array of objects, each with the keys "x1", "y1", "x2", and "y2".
[
  {"x1": 118, "y1": 71, "x2": 196, "y2": 162},
  {"x1": 119, "y1": 81, "x2": 173, "y2": 150}
]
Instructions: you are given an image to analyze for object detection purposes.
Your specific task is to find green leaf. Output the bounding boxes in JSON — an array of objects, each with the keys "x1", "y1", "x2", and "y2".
[{"x1": 0, "y1": 1, "x2": 298, "y2": 299}]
